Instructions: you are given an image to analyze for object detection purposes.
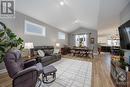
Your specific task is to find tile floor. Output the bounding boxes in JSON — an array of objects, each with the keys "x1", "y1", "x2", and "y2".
[{"x1": 40, "y1": 58, "x2": 92, "y2": 87}]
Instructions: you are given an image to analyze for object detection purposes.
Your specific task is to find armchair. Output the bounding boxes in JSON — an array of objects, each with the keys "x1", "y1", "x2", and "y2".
[{"x1": 4, "y1": 50, "x2": 43, "y2": 87}]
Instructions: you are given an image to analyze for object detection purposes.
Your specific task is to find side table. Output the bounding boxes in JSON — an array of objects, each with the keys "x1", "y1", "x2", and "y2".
[{"x1": 42, "y1": 65, "x2": 57, "y2": 84}]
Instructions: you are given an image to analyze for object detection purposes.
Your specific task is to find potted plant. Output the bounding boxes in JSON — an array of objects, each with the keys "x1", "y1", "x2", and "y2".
[{"x1": 0, "y1": 22, "x2": 24, "y2": 63}]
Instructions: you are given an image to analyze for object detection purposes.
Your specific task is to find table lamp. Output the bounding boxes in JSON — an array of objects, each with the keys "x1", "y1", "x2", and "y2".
[
  {"x1": 54, "y1": 43, "x2": 60, "y2": 53},
  {"x1": 56, "y1": 43, "x2": 60, "y2": 48},
  {"x1": 24, "y1": 42, "x2": 34, "y2": 58}
]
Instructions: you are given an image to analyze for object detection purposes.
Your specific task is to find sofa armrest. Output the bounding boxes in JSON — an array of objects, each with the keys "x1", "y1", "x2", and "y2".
[
  {"x1": 24, "y1": 59, "x2": 37, "y2": 68},
  {"x1": 13, "y1": 66, "x2": 38, "y2": 78},
  {"x1": 52, "y1": 53, "x2": 61, "y2": 59}
]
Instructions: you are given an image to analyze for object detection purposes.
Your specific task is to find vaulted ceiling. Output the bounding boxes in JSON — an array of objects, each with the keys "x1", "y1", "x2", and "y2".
[{"x1": 15, "y1": 0, "x2": 130, "y2": 33}]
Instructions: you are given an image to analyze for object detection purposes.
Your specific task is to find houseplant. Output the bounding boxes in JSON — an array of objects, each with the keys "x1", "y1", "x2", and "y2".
[{"x1": 0, "y1": 22, "x2": 24, "y2": 63}]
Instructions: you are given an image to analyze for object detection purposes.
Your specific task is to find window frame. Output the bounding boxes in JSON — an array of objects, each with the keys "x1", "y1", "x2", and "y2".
[
  {"x1": 24, "y1": 20, "x2": 46, "y2": 36},
  {"x1": 75, "y1": 34, "x2": 88, "y2": 47},
  {"x1": 58, "y1": 32, "x2": 65, "y2": 40}
]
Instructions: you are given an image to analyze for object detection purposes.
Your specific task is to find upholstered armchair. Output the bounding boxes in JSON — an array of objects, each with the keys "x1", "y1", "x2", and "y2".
[{"x1": 4, "y1": 50, "x2": 43, "y2": 87}]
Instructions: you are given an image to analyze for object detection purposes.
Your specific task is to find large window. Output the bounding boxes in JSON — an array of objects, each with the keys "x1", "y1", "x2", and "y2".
[
  {"x1": 75, "y1": 34, "x2": 88, "y2": 47},
  {"x1": 58, "y1": 32, "x2": 65, "y2": 40},
  {"x1": 25, "y1": 20, "x2": 46, "y2": 36}
]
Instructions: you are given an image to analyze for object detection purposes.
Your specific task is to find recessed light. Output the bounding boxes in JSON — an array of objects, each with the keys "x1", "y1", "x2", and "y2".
[
  {"x1": 74, "y1": 20, "x2": 79, "y2": 23},
  {"x1": 60, "y1": 1, "x2": 64, "y2": 6}
]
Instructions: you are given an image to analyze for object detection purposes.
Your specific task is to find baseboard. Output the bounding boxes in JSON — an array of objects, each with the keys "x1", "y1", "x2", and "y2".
[{"x1": 0, "y1": 69, "x2": 7, "y2": 74}]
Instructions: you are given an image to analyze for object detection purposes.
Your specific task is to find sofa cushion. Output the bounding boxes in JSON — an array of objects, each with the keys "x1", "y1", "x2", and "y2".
[
  {"x1": 44, "y1": 49, "x2": 54, "y2": 56},
  {"x1": 41, "y1": 56, "x2": 54, "y2": 63}
]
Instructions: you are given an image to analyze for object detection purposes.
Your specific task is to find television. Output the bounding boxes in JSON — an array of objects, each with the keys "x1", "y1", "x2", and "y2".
[{"x1": 118, "y1": 20, "x2": 130, "y2": 50}]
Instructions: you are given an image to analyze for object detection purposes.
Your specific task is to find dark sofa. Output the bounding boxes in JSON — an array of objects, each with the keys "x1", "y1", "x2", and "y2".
[{"x1": 30, "y1": 46, "x2": 61, "y2": 66}]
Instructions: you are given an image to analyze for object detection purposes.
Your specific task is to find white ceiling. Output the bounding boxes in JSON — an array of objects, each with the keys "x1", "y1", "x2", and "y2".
[
  {"x1": 98, "y1": 0, "x2": 129, "y2": 30},
  {"x1": 15, "y1": 0, "x2": 129, "y2": 33}
]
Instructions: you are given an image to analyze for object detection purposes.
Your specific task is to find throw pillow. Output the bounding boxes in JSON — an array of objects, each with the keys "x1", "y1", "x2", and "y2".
[
  {"x1": 44, "y1": 49, "x2": 53, "y2": 56},
  {"x1": 37, "y1": 50, "x2": 45, "y2": 57}
]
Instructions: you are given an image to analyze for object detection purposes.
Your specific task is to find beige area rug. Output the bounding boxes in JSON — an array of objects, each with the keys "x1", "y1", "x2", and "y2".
[
  {"x1": 62, "y1": 54, "x2": 93, "y2": 62},
  {"x1": 39, "y1": 58, "x2": 92, "y2": 87}
]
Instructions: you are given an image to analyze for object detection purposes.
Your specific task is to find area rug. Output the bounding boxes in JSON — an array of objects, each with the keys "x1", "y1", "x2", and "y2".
[{"x1": 40, "y1": 58, "x2": 92, "y2": 87}]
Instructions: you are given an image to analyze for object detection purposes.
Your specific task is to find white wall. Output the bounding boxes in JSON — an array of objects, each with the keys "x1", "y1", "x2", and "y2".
[
  {"x1": 0, "y1": 12, "x2": 68, "y2": 47},
  {"x1": 97, "y1": 0, "x2": 127, "y2": 45},
  {"x1": 120, "y1": 2, "x2": 130, "y2": 25}
]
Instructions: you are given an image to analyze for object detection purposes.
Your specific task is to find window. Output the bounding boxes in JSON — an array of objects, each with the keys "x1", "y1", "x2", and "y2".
[
  {"x1": 107, "y1": 40, "x2": 112, "y2": 46},
  {"x1": 25, "y1": 20, "x2": 46, "y2": 36},
  {"x1": 107, "y1": 39, "x2": 120, "y2": 46},
  {"x1": 58, "y1": 32, "x2": 65, "y2": 40},
  {"x1": 75, "y1": 34, "x2": 88, "y2": 47}
]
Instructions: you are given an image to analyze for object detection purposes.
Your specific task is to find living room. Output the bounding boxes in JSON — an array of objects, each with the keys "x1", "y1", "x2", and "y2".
[{"x1": 0, "y1": 0, "x2": 130, "y2": 87}]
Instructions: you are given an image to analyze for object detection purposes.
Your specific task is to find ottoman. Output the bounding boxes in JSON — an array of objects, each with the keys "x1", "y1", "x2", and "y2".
[{"x1": 42, "y1": 65, "x2": 57, "y2": 84}]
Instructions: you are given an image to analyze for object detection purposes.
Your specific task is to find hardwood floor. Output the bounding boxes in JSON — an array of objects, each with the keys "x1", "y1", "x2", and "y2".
[
  {"x1": 0, "y1": 73, "x2": 12, "y2": 87},
  {"x1": 92, "y1": 53, "x2": 115, "y2": 87},
  {"x1": 0, "y1": 53, "x2": 115, "y2": 87}
]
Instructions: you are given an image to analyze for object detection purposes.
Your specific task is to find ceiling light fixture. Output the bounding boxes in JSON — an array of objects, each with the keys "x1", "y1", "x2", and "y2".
[
  {"x1": 74, "y1": 20, "x2": 79, "y2": 23},
  {"x1": 60, "y1": 1, "x2": 64, "y2": 6}
]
